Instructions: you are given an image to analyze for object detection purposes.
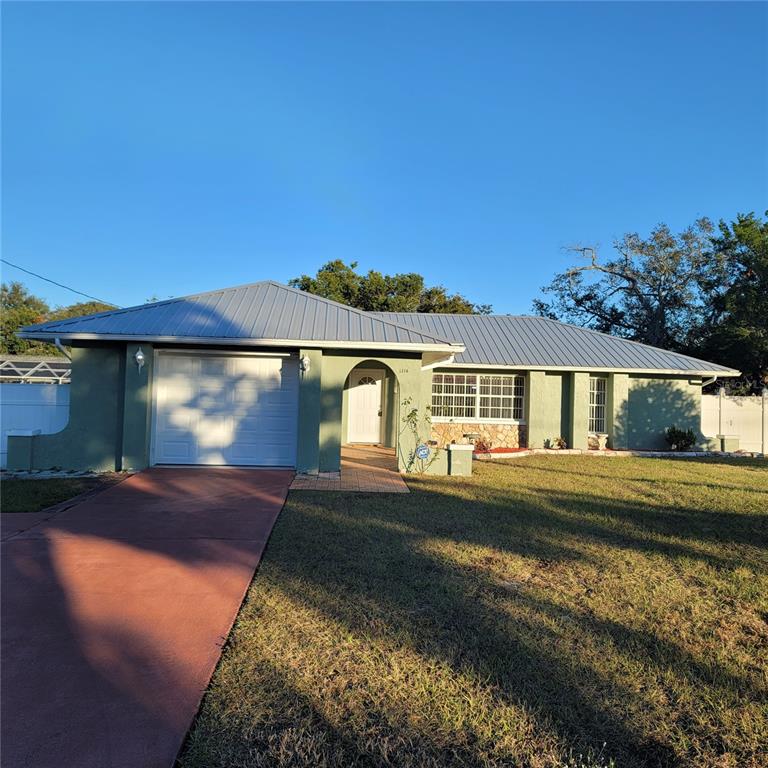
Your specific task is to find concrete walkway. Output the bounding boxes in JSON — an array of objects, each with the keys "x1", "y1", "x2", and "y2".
[{"x1": 1, "y1": 467, "x2": 292, "y2": 768}]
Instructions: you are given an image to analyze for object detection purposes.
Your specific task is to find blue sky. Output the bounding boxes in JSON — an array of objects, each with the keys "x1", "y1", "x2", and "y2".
[{"x1": 2, "y1": 1, "x2": 766, "y2": 313}]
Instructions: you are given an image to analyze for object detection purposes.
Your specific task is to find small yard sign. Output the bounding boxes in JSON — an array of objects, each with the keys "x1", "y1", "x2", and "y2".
[{"x1": 415, "y1": 443, "x2": 430, "y2": 460}]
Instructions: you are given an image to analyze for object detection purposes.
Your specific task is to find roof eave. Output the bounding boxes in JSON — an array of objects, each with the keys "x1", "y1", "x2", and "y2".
[
  {"x1": 17, "y1": 331, "x2": 463, "y2": 355},
  {"x1": 439, "y1": 361, "x2": 741, "y2": 377}
]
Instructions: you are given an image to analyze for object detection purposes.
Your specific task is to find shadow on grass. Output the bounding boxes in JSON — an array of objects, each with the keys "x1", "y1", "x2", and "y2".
[
  {"x1": 181, "y1": 458, "x2": 768, "y2": 768},
  {"x1": 501, "y1": 456, "x2": 768, "y2": 495}
]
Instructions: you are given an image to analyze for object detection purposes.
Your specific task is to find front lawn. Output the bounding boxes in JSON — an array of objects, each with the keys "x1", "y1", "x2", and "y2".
[
  {"x1": 180, "y1": 456, "x2": 768, "y2": 768},
  {"x1": 1, "y1": 476, "x2": 114, "y2": 513}
]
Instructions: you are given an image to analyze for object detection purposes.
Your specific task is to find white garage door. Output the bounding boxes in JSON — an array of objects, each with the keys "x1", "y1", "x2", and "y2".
[{"x1": 152, "y1": 353, "x2": 299, "y2": 467}]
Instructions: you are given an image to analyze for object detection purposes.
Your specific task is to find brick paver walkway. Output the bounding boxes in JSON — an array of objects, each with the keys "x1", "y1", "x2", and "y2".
[{"x1": 290, "y1": 445, "x2": 409, "y2": 493}]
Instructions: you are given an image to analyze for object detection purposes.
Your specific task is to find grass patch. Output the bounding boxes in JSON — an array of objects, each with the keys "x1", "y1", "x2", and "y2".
[
  {"x1": 180, "y1": 456, "x2": 768, "y2": 768},
  {"x1": 1, "y1": 477, "x2": 110, "y2": 513}
]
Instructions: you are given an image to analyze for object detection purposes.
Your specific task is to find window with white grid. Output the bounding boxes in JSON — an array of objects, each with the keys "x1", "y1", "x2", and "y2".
[
  {"x1": 431, "y1": 373, "x2": 525, "y2": 421},
  {"x1": 479, "y1": 375, "x2": 525, "y2": 420},
  {"x1": 431, "y1": 374, "x2": 477, "y2": 419},
  {"x1": 589, "y1": 376, "x2": 607, "y2": 433}
]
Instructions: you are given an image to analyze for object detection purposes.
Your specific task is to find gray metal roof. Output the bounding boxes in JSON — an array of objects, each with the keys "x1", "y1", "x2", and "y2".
[
  {"x1": 18, "y1": 279, "x2": 737, "y2": 374},
  {"x1": 19, "y1": 282, "x2": 460, "y2": 351},
  {"x1": 372, "y1": 313, "x2": 739, "y2": 375}
]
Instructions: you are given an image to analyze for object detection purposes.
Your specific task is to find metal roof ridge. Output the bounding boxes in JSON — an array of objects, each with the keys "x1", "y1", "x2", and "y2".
[{"x1": 268, "y1": 282, "x2": 459, "y2": 346}]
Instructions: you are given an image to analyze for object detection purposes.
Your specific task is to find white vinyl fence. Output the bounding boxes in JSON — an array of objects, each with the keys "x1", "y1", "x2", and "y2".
[
  {"x1": 0, "y1": 384, "x2": 70, "y2": 468},
  {"x1": 701, "y1": 390, "x2": 767, "y2": 454}
]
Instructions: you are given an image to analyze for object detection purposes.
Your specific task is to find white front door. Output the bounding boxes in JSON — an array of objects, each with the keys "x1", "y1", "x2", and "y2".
[
  {"x1": 347, "y1": 369, "x2": 384, "y2": 443},
  {"x1": 152, "y1": 352, "x2": 299, "y2": 466}
]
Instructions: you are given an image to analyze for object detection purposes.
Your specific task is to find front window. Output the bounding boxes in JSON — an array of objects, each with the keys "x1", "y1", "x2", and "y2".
[
  {"x1": 589, "y1": 376, "x2": 607, "y2": 433},
  {"x1": 431, "y1": 373, "x2": 525, "y2": 421},
  {"x1": 431, "y1": 374, "x2": 477, "y2": 419}
]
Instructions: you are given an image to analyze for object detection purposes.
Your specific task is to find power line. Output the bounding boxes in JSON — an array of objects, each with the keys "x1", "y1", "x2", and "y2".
[{"x1": 1, "y1": 258, "x2": 119, "y2": 307}]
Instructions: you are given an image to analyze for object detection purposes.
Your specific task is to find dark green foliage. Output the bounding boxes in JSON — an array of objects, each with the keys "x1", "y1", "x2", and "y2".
[
  {"x1": 1, "y1": 282, "x2": 53, "y2": 355},
  {"x1": 664, "y1": 426, "x2": 696, "y2": 451},
  {"x1": 46, "y1": 300, "x2": 115, "y2": 322},
  {"x1": 535, "y1": 212, "x2": 768, "y2": 391},
  {"x1": 0, "y1": 282, "x2": 114, "y2": 356},
  {"x1": 697, "y1": 212, "x2": 768, "y2": 391},
  {"x1": 533, "y1": 219, "x2": 727, "y2": 351},
  {"x1": 290, "y1": 260, "x2": 491, "y2": 314}
]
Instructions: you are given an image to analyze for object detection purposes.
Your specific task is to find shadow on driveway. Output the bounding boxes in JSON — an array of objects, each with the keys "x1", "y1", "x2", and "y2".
[{"x1": 1, "y1": 467, "x2": 292, "y2": 768}]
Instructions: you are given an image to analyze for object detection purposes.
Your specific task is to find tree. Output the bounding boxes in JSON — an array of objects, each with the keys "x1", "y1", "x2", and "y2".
[
  {"x1": 290, "y1": 260, "x2": 491, "y2": 314},
  {"x1": 533, "y1": 219, "x2": 730, "y2": 351},
  {"x1": 1, "y1": 282, "x2": 115, "y2": 356},
  {"x1": 1, "y1": 282, "x2": 53, "y2": 355},
  {"x1": 47, "y1": 300, "x2": 115, "y2": 322},
  {"x1": 698, "y1": 212, "x2": 768, "y2": 390}
]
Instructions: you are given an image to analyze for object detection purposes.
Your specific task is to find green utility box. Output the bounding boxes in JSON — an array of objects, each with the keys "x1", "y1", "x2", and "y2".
[
  {"x1": 717, "y1": 435, "x2": 740, "y2": 452},
  {"x1": 447, "y1": 444, "x2": 474, "y2": 476}
]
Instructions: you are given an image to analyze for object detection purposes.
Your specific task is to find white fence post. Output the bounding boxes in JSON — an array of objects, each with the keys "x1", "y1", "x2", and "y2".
[
  {"x1": 718, "y1": 387, "x2": 725, "y2": 439},
  {"x1": 763, "y1": 388, "x2": 767, "y2": 456}
]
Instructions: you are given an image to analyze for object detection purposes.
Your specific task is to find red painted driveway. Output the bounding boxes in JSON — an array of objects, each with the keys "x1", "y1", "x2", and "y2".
[{"x1": 1, "y1": 467, "x2": 292, "y2": 768}]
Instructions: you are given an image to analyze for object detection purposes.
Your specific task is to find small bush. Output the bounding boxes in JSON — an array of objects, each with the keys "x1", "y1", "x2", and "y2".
[{"x1": 665, "y1": 425, "x2": 696, "y2": 451}]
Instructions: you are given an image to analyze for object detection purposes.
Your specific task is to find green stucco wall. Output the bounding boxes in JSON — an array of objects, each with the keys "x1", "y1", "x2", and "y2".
[
  {"x1": 625, "y1": 375, "x2": 704, "y2": 450},
  {"x1": 297, "y1": 348, "x2": 323, "y2": 473},
  {"x1": 7, "y1": 345, "x2": 125, "y2": 471},
  {"x1": 608, "y1": 373, "x2": 630, "y2": 449},
  {"x1": 527, "y1": 371, "x2": 571, "y2": 448},
  {"x1": 569, "y1": 372, "x2": 590, "y2": 450},
  {"x1": 121, "y1": 343, "x2": 155, "y2": 471},
  {"x1": 319, "y1": 352, "x2": 430, "y2": 472},
  {"x1": 7, "y1": 342, "x2": 710, "y2": 475},
  {"x1": 447, "y1": 368, "x2": 703, "y2": 452},
  {"x1": 383, "y1": 373, "x2": 397, "y2": 447}
]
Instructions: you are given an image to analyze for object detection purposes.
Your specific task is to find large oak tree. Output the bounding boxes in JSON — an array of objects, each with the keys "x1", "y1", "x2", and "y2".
[
  {"x1": 533, "y1": 219, "x2": 729, "y2": 351},
  {"x1": 290, "y1": 260, "x2": 492, "y2": 314},
  {"x1": 534, "y1": 213, "x2": 767, "y2": 391}
]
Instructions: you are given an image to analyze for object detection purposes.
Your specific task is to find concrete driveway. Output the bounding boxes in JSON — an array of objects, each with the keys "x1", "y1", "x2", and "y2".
[{"x1": 1, "y1": 467, "x2": 293, "y2": 768}]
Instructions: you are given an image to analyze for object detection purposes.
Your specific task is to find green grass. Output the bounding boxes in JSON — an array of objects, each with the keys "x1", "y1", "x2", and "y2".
[
  {"x1": 180, "y1": 457, "x2": 768, "y2": 768},
  {"x1": 1, "y1": 477, "x2": 110, "y2": 513}
]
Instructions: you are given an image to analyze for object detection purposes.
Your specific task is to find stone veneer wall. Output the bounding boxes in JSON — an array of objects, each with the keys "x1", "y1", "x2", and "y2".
[{"x1": 431, "y1": 422, "x2": 527, "y2": 450}]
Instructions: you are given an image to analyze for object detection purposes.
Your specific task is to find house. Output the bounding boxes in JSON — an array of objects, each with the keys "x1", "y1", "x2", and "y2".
[{"x1": 8, "y1": 281, "x2": 739, "y2": 474}]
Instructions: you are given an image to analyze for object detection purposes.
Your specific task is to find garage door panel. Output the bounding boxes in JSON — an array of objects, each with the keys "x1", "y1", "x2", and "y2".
[
  {"x1": 156, "y1": 440, "x2": 194, "y2": 461},
  {"x1": 153, "y1": 354, "x2": 298, "y2": 466},
  {"x1": 229, "y1": 443, "x2": 293, "y2": 463},
  {"x1": 200, "y1": 358, "x2": 228, "y2": 376},
  {"x1": 236, "y1": 416, "x2": 263, "y2": 434},
  {"x1": 158, "y1": 413, "x2": 193, "y2": 432}
]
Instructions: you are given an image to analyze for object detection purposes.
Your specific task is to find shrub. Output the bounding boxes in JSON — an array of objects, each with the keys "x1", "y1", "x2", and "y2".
[{"x1": 665, "y1": 425, "x2": 696, "y2": 451}]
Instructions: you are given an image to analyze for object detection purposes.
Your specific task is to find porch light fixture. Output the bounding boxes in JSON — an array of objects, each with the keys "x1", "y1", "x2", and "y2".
[
  {"x1": 300, "y1": 355, "x2": 311, "y2": 373},
  {"x1": 134, "y1": 347, "x2": 146, "y2": 373}
]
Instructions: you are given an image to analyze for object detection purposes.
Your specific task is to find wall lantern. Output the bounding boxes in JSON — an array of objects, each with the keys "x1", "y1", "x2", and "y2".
[
  {"x1": 300, "y1": 355, "x2": 311, "y2": 374},
  {"x1": 135, "y1": 347, "x2": 146, "y2": 373}
]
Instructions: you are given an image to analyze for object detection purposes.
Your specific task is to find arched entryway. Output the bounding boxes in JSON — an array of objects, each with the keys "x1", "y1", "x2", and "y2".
[
  {"x1": 342, "y1": 360, "x2": 399, "y2": 453},
  {"x1": 306, "y1": 351, "x2": 427, "y2": 474}
]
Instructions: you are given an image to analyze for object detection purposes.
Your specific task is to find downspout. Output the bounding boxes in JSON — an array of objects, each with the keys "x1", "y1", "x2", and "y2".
[{"x1": 54, "y1": 337, "x2": 71, "y2": 361}]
